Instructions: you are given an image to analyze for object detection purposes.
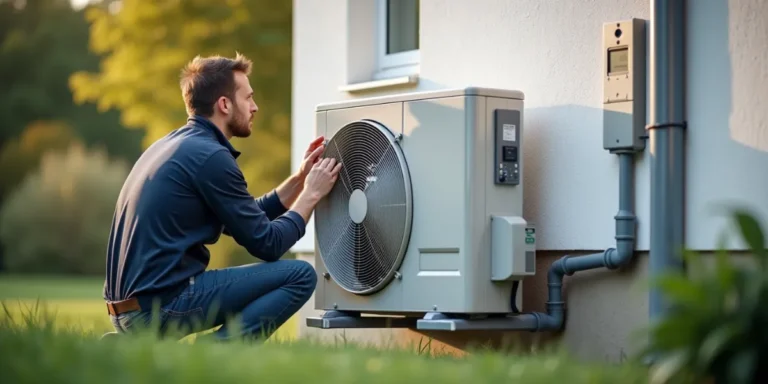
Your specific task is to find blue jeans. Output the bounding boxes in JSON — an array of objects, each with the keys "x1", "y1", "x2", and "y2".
[{"x1": 109, "y1": 259, "x2": 317, "y2": 341}]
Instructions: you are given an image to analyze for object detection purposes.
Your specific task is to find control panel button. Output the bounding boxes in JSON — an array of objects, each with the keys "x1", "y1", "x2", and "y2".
[
  {"x1": 503, "y1": 146, "x2": 517, "y2": 162},
  {"x1": 494, "y1": 109, "x2": 521, "y2": 186}
]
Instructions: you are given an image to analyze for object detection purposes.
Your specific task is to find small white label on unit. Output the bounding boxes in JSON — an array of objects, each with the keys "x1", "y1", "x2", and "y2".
[{"x1": 503, "y1": 124, "x2": 516, "y2": 142}]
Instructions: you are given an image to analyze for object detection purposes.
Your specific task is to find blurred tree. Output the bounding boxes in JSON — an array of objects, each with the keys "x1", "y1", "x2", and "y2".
[
  {"x1": 0, "y1": 120, "x2": 80, "y2": 200},
  {"x1": 0, "y1": 0, "x2": 144, "y2": 164},
  {"x1": 70, "y1": 0, "x2": 294, "y2": 267},
  {"x1": 0, "y1": 0, "x2": 144, "y2": 271},
  {"x1": 0, "y1": 142, "x2": 129, "y2": 275}
]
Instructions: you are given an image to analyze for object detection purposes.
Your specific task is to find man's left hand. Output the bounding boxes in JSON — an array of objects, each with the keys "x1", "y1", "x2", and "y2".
[{"x1": 297, "y1": 136, "x2": 325, "y2": 181}]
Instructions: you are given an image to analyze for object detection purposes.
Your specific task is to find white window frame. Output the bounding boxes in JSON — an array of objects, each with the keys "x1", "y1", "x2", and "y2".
[{"x1": 374, "y1": 0, "x2": 420, "y2": 80}]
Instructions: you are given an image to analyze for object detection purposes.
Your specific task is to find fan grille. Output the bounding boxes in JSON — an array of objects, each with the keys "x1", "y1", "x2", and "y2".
[{"x1": 315, "y1": 120, "x2": 412, "y2": 295}]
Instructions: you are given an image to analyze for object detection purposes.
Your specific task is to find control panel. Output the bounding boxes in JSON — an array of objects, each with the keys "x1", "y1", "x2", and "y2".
[
  {"x1": 494, "y1": 109, "x2": 520, "y2": 185},
  {"x1": 602, "y1": 18, "x2": 646, "y2": 152}
]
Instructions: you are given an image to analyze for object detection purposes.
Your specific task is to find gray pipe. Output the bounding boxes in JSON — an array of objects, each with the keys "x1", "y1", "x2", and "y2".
[
  {"x1": 420, "y1": 8, "x2": 682, "y2": 334},
  {"x1": 433, "y1": 152, "x2": 637, "y2": 332},
  {"x1": 648, "y1": 0, "x2": 687, "y2": 322},
  {"x1": 531, "y1": 0, "x2": 687, "y2": 332},
  {"x1": 525, "y1": 152, "x2": 638, "y2": 331}
]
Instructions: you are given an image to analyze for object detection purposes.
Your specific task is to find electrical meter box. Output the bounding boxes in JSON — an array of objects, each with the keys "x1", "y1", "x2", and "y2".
[{"x1": 602, "y1": 18, "x2": 646, "y2": 152}]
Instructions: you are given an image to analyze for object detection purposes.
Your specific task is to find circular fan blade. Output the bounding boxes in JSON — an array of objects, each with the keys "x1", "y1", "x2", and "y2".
[{"x1": 315, "y1": 120, "x2": 413, "y2": 295}]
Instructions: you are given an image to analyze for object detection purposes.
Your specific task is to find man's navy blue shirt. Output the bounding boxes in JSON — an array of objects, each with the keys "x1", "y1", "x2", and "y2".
[{"x1": 104, "y1": 115, "x2": 306, "y2": 304}]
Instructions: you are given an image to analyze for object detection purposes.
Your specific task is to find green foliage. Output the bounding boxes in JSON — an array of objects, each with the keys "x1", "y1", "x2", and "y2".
[
  {"x1": 0, "y1": 143, "x2": 129, "y2": 275},
  {"x1": 0, "y1": 0, "x2": 143, "y2": 265},
  {"x1": 69, "y1": 0, "x2": 295, "y2": 267},
  {"x1": 0, "y1": 120, "x2": 79, "y2": 202},
  {"x1": 0, "y1": 0, "x2": 143, "y2": 165},
  {"x1": 0, "y1": 305, "x2": 649, "y2": 384},
  {"x1": 641, "y1": 209, "x2": 768, "y2": 384}
]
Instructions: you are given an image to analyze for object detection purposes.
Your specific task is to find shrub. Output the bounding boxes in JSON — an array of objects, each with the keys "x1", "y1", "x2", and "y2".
[
  {"x1": 0, "y1": 120, "x2": 79, "y2": 201},
  {"x1": 641, "y1": 209, "x2": 768, "y2": 384},
  {"x1": 0, "y1": 142, "x2": 129, "y2": 275}
]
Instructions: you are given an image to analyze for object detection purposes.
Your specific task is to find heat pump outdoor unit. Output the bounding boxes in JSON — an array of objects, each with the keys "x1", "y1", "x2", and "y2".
[{"x1": 306, "y1": 87, "x2": 536, "y2": 331}]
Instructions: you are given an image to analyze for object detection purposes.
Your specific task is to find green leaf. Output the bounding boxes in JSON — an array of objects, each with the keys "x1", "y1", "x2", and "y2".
[
  {"x1": 649, "y1": 350, "x2": 691, "y2": 384},
  {"x1": 697, "y1": 324, "x2": 739, "y2": 368},
  {"x1": 681, "y1": 249, "x2": 705, "y2": 279},
  {"x1": 714, "y1": 250, "x2": 737, "y2": 292},
  {"x1": 733, "y1": 210, "x2": 767, "y2": 261},
  {"x1": 647, "y1": 313, "x2": 701, "y2": 350},
  {"x1": 654, "y1": 275, "x2": 708, "y2": 309},
  {"x1": 726, "y1": 347, "x2": 757, "y2": 384}
]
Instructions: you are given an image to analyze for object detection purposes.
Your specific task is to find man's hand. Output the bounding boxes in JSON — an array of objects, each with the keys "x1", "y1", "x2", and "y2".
[
  {"x1": 275, "y1": 136, "x2": 326, "y2": 209},
  {"x1": 290, "y1": 157, "x2": 342, "y2": 223},
  {"x1": 297, "y1": 136, "x2": 325, "y2": 182},
  {"x1": 303, "y1": 157, "x2": 342, "y2": 200}
]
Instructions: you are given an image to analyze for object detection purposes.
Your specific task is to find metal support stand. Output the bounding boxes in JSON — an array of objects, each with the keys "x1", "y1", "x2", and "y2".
[
  {"x1": 416, "y1": 312, "x2": 544, "y2": 331},
  {"x1": 307, "y1": 311, "x2": 552, "y2": 332},
  {"x1": 305, "y1": 310, "x2": 418, "y2": 329}
]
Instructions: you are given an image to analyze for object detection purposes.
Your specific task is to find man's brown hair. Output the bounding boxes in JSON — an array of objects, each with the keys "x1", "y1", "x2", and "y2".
[{"x1": 179, "y1": 53, "x2": 253, "y2": 117}]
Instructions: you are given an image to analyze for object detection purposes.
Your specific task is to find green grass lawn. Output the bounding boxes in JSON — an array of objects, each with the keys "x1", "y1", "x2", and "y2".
[
  {"x1": 0, "y1": 307, "x2": 650, "y2": 384},
  {"x1": 0, "y1": 274, "x2": 653, "y2": 383},
  {"x1": 0, "y1": 274, "x2": 106, "y2": 299},
  {"x1": 0, "y1": 273, "x2": 297, "y2": 341}
]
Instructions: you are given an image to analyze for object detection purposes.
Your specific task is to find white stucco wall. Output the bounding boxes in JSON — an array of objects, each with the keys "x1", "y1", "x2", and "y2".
[{"x1": 290, "y1": 0, "x2": 768, "y2": 254}]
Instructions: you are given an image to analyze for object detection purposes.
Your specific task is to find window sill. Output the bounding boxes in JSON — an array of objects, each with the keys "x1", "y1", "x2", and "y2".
[{"x1": 339, "y1": 74, "x2": 419, "y2": 94}]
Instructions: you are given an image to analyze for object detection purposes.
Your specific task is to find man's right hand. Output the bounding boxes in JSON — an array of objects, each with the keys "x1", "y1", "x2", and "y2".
[
  {"x1": 290, "y1": 157, "x2": 342, "y2": 223},
  {"x1": 304, "y1": 157, "x2": 342, "y2": 199}
]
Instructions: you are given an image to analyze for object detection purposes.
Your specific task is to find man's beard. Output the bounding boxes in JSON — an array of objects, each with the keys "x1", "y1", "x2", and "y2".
[{"x1": 227, "y1": 106, "x2": 252, "y2": 138}]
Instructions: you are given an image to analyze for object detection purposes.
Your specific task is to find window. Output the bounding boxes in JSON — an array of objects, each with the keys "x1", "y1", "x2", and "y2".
[{"x1": 375, "y1": 0, "x2": 420, "y2": 79}]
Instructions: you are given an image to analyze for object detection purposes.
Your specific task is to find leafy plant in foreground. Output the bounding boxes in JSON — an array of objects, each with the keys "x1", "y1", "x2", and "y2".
[{"x1": 642, "y1": 209, "x2": 768, "y2": 384}]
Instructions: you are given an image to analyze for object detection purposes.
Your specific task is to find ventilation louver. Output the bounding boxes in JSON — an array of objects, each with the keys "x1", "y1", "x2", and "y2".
[{"x1": 315, "y1": 120, "x2": 413, "y2": 295}]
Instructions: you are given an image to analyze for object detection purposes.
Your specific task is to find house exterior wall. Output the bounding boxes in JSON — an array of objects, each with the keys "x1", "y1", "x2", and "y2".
[{"x1": 288, "y1": 0, "x2": 768, "y2": 361}]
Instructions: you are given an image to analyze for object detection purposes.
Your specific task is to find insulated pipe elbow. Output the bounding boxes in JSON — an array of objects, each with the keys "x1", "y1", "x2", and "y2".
[
  {"x1": 532, "y1": 312, "x2": 562, "y2": 332},
  {"x1": 604, "y1": 230, "x2": 635, "y2": 270},
  {"x1": 607, "y1": 226, "x2": 636, "y2": 269}
]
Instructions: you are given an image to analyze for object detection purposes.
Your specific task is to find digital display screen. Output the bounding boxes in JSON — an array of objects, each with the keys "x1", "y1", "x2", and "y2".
[{"x1": 608, "y1": 47, "x2": 629, "y2": 74}]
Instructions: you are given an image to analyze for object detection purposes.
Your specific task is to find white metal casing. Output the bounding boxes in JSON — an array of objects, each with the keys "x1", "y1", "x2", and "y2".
[{"x1": 312, "y1": 87, "x2": 532, "y2": 315}]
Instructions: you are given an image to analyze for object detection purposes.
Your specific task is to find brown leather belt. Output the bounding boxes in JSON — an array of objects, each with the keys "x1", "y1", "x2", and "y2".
[{"x1": 106, "y1": 298, "x2": 142, "y2": 316}]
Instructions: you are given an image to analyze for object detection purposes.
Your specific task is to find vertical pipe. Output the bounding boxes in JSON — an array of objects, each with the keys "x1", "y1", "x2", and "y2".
[
  {"x1": 648, "y1": 0, "x2": 687, "y2": 323},
  {"x1": 619, "y1": 153, "x2": 633, "y2": 214},
  {"x1": 613, "y1": 152, "x2": 636, "y2": 266}
]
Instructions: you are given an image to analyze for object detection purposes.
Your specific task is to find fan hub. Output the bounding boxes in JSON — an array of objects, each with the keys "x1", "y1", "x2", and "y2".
[{"x1": 348, "y1": 189, "x2": 368, "y2": 224}]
